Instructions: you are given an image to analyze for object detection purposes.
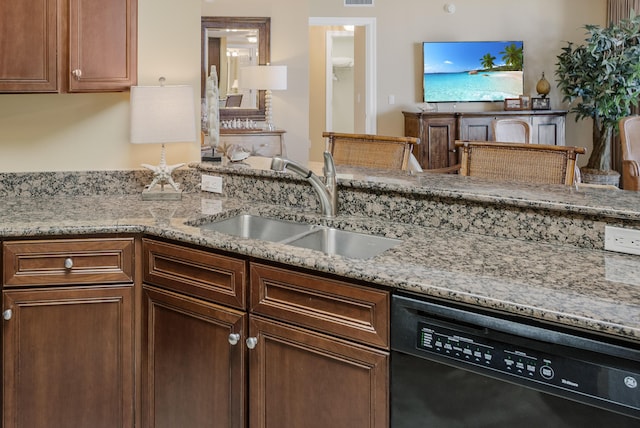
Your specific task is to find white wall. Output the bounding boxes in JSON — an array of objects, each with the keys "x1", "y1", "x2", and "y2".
[{"x1": 0, "y1": 0, "x2": 606, "y2": 172}]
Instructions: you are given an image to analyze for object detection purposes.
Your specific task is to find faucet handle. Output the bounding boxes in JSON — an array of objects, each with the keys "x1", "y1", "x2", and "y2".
[{"x1": 323, "y1": 151, "x2": 336, "y2": 177}]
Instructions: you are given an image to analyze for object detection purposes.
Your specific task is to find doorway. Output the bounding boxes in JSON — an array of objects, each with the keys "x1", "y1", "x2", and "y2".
[{"x1": 308, "y1": 17, "x2": 376, "y2": 162}]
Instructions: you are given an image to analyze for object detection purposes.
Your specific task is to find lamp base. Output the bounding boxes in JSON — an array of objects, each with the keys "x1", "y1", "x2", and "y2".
[{"x1": 142, "y1": 187, "x2": 182, "y2": 201}]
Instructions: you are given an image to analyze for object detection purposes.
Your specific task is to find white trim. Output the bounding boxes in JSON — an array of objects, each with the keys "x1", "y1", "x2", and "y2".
[
  {"x1": 325, "y1": 31, "x2": 335, "y2": 132},
  {"x1": 309, "y1": 17, "x2": 377, "y2": 135}
]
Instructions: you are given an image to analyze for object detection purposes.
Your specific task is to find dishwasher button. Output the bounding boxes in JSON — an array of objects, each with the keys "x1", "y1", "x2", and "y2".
[{"x1": 540, "y1": 366, "x2": 555, "y2": 379}]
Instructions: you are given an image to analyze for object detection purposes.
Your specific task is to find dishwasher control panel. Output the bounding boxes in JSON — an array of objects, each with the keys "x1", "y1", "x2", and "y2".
[{"x1": 416, "y1": 321, "x2": 640, "y2": 412}]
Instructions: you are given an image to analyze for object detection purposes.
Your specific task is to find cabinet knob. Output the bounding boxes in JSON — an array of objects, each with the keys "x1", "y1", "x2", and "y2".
[
  {"x1": 449, "y1": 149, "x2": 457, "y2": 153},
  {"x1": 3, "y1": 309, "x2": 12, "y2": 321},
  {"x1": 246, "y1": 337, "x2": 258, "y2": 349},
  {"x1": 228, "y1": 333, "x2": 241, "y2": 346},
  {"x1": 64, "y1": 258, "x2": 74, "y2": 269},
  {"x1": 71, "y1": 69, "x2": 82, "y2": 79}
]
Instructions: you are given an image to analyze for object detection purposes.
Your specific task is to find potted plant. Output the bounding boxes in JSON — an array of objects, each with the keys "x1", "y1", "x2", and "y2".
[{"x1": 556, "y1": 12, "x2": 640, "y2": 185}]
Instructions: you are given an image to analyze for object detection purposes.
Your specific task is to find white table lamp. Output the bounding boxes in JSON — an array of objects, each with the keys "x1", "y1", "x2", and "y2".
[
  {"x1": 240, "y1": 65, "x2": 287, "y2": 130},
  {"x1": 130, "y1": 78, "x2": 196, "y2": 200}
]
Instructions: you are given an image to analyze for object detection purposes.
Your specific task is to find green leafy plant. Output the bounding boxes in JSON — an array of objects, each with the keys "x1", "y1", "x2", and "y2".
[{"x1": 556, "y1": 12, "x2": 640, "y2": 172}]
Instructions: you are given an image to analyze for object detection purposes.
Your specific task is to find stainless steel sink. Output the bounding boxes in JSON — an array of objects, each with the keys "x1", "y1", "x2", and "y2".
[
  {"x1": 199, "y1": 214, "x2": 313, "y2": 242},
  {"x1": 284, "y1": 227, "x2": 401, "y2": 259},
  {"x1": 199, "y1": 214, "x2": 401, "y2": 259}
]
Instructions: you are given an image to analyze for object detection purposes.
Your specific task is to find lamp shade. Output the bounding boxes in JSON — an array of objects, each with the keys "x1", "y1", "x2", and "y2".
[
  {"x1": 130, "y1": 85, "x2": 197, "y2": 144},
  {"x1": 240, "y1": 65, "x2": 287, "y2": 90}
]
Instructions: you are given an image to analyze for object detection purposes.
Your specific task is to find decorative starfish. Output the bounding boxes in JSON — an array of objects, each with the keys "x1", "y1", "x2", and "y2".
[{"x1": 142, "y1": 144, "x2": 185, "y2": 192}]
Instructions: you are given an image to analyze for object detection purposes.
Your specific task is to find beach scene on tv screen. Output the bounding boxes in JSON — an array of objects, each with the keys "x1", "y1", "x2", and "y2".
[{"x1": 423, "y1": 41, "x2": 523, "y2": 102}]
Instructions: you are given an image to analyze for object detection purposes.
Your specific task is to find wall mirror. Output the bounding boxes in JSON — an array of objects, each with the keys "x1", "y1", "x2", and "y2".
[{"x1": 201, "y1": 17, "x2": 270, "y2": 121}]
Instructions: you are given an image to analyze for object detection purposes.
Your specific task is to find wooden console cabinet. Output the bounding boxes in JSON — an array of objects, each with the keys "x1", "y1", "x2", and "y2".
[{"x1": 403, "y1": 110, "x2": 567, "y2": 170}]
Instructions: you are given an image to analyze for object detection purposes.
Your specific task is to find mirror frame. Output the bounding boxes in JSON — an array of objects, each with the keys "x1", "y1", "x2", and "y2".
[{"x1": 201, "y1": 16, "x2": 271, "y2": 121}]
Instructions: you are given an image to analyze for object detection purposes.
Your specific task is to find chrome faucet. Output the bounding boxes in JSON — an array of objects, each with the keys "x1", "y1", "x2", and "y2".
[{"x1": 270, "y1": 152, "x2": 338, "y2": 218}]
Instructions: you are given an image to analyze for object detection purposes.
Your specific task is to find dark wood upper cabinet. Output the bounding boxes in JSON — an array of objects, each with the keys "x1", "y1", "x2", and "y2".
[{"x1": 0, "y1": 0, "x2": 137, "y2": 93}]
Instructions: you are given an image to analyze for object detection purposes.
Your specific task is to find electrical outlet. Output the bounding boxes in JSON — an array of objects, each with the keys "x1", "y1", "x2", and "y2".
[
  {"x1": 604, "y1": 226, "x2": 640, "y2": 256},
  {"x1": 201, "y1": 175, "x2": 223, "y2": 193}
]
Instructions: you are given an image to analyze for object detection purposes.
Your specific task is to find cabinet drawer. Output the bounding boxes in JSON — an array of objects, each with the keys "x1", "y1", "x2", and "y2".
[
  {"x1": 250, "y1": 263, "x2": 389, "y2": 349},
  {"x1": 143, "y1": 239, "x2": 247, "y2": 310},
  {"x1": 3, "y1": 238, "x2": 134, "y2": 287}
]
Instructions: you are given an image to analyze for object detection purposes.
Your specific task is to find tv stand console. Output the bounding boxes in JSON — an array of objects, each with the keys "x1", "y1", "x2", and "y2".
[{"x1": 403, "y1": 110, "x2": 567, "y2": 170}]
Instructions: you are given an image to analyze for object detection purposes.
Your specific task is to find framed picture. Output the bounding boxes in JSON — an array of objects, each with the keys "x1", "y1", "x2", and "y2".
[
  {"x1": 519, "y1": 95, "x2": 530, "y2": 110},
  {"x1": 532, "y1": 97, "x2": 551, "y2": 110},
  {"x1": 504, "y1": 98, "x2": 522, "y2": 111}
]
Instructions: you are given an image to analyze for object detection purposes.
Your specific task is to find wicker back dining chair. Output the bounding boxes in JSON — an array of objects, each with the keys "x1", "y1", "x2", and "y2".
[
  {"x1": 323, "y1": 132, "x2": 420, "y2": 171},
  {"x1": 454, "y1": 140, "x2": 586, "y2": 185},
  {"x1": 492, "y1": 118, "x2": 532, "y2": 144}
]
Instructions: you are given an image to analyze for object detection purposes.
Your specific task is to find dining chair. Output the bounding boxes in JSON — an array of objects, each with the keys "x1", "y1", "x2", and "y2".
[
  {"x1": 618, "y1": 115, "x2": 640, "y2": 191},
  {"x1": 492, "y1": 118, "x2": 532, "y2": 144},
  {"x1": 454, "y1": 140, "x2": 586, "y2": 185},
  {"x1": 323, "y1": 132, "x2": 420, "y2": 171}
]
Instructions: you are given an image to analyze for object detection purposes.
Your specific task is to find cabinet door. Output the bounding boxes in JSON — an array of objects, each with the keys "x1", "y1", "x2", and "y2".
[
  {"x1": 459, "y1": 116, "x2": 492, "y2": 141},
  {"x1": 421, "y1": 116, "x2": 457, "y2": 169},
  {"x1": 532, "y1": 115, "x2": 566, "y2": 145},
  {"x1": 142, "y1": 285, "x2": 246, "y2": 428},
  {"x1": 2, "y1": 286, "x2": 134, "y2": 428},
  {"x1": 0, "y1": 0, "x2": 58, "y2": 92},
  {"x1": 404, "y1": 113, "x2": 458, "y2": 170},
  {"x1": 67, "y1": 0, "x2": 137, "y2": 91},
  {"x1": 248, "y1": 315, "x2": 389, "y2": 428}
]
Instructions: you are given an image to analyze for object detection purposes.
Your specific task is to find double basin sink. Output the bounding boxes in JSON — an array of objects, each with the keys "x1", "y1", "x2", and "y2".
[{"x1": 199, "y1": 214, "x2": 401, "y2": 259}]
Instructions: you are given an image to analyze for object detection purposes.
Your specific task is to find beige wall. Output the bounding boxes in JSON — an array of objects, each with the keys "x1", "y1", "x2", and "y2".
[
  {"x1": 0, "y1": 0, "x2": 201, "y2": 172},
  {"x1": 0, "y1": 0, "x2": 606, "y2": 172},
  {"x1": 309, "y1": 0, "x2": 606, "y2": 163}
]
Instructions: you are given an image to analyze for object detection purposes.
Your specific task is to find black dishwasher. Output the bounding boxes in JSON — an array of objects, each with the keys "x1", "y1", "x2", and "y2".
[{"x1": 391, "y1": 292, "x2": 640, "y2": 427}]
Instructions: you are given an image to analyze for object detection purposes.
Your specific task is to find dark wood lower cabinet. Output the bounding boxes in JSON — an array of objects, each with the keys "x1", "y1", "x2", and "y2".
[
  {"x1": 2, "y1": 286, "x2": 134, "y2": 428},
  {"x1": 1, "y1": 236, "x2": 391, "y2": 427},
  {"x1": 248, "y1": 315, "x2": 389, "y2": 428},
  {"x1": 142, "y1": 285, "x2": 246, "y2": 428}
]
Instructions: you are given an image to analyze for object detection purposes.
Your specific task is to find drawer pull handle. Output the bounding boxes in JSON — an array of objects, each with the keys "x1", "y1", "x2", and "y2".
[
  {"x1": 246, "y1": 337, "x2": 258, "y2": 349},
  {"x1": 72, "y1": 69, "x2": 82, "y2": 79},
  {"x1": 3, "y1": 309, "x2": 12, "y2": 321},
  {"x1": 64, "y1": 258, "x2": 74, "y2": 269},
  {"x1": 228, "y1": 333, "x2": 241, "y2": 346}
]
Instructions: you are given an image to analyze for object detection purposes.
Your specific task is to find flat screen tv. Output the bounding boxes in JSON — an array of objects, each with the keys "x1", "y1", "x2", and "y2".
[{"x1": 422, "y1": 41, "x2": 524, "y2": 103}]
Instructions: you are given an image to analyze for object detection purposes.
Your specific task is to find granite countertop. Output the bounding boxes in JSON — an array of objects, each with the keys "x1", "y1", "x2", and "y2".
[
  {"x1": 1, "y1": 191, "x2": 639, "y2": 345},
  {"x1": 220, "y1": 158, "x2": 640, "y2": 221}
]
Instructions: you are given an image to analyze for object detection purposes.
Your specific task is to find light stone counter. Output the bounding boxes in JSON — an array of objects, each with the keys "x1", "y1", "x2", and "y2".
[{"x1": 0, "y1": 165, "x2": 639, "y2": 345}]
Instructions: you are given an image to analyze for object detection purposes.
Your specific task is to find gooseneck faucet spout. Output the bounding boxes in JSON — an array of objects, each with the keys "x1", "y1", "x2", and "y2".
[{"x1": 270, "y1": 152, "x2": 338, "y2": 218}]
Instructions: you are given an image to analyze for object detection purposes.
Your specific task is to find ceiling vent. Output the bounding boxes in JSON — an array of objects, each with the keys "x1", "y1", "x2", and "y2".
[{"x1": 344, "y1": 0, "x2": 374, "y2": 6}]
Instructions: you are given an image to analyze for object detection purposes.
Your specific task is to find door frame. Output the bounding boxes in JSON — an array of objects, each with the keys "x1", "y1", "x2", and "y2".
[{"x1": 309, "y1": 17, "x2": 377, "y2": 135}]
